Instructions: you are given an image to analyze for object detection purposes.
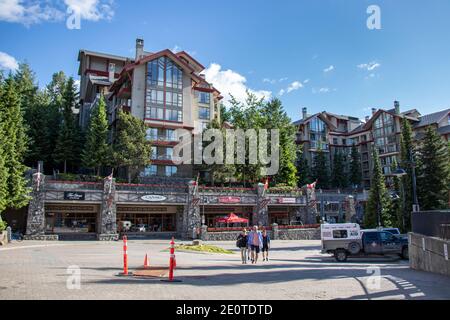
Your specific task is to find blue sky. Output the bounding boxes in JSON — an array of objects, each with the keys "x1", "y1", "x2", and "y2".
[{"x1": 1, "y1": 0, "x2": 450, "y2": 121}]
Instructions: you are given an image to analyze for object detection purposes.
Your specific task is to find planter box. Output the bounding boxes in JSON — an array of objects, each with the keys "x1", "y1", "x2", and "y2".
[{"x1": 0, "y1": 231, "x2": 7, "y2": 246}]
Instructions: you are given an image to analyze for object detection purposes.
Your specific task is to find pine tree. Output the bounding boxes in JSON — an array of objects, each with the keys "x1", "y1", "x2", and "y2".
[
  {"x1": 0, "y1": 77, "x2": 30, "y2": 209},
  {"x1": 389, "y1": 159, "x2": 405, "y2": 231},
  {"x1": 364, "y1": 147, "x2": 392, "y2": 228},
  {"x1": 349, "y1": 144, "x2": 362, "y2": 187},
  {"x1": 400, "y1": 118, "x2": 414, "y2": 228},
  {"x1": 82, "y1": 95, "x2": 112, "y2": 176},
  {"x1": 312, "y1": 148, "x2": 330, "y2": 189},
  {"x1": 53, "y1": 77, "x2": 80, "y2": 173},
  {"x1": 261, "y1": 98, "x2": 297, "y2": 187},
  {"x1": 0, "y1": 79, "x2": 9, "y2": 214},
  {"x1": 416, "y1": 126, "x2": 450, "y2": 210},
  {"x1": 113, "y1": 111, "x2": 151, "y2": 183},
  {"x1": 331, "y1": 151, "x2": 348, "y2": 189},
  {"x1": 14, "y1": 63, "x2": 38, "y2": 115},
  {"x1": 296, "y1": 150, "x2": 312, "y2": 187}
]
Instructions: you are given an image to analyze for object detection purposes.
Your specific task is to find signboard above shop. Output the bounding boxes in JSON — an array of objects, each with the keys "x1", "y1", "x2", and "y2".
[
  {"x1": 278, "y1": 198, "x2": 297, "y2": 204},
  {"x1": 218, "y1": 196, "x2": 241, "y2": 204},
  {"x1": 64, "y1": 192, "x2": 85, "y2": 201},
  {"x1": 141, "y1": 195, "x2": 167, "y2": 202}
]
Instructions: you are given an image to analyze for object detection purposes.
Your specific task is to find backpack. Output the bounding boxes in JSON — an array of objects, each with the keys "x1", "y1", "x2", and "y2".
[{"x1": 236, "y1": 235, "x2": 244, "y2": 248}]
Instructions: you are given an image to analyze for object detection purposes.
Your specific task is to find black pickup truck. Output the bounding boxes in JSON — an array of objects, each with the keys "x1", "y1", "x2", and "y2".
[{"x1": 326, "y1": 230, "x2": 409, "y2": 262}]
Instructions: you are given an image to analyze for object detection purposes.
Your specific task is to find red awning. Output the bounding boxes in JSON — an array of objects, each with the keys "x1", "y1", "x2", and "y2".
[{"x1": 216, "y1": 213, "x2": 249, "y2": 224}]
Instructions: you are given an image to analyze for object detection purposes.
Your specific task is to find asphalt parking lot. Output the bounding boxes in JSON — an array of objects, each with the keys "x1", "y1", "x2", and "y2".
[{"x1": 1, "y1": 239, "x2": 450, "y2": 300}]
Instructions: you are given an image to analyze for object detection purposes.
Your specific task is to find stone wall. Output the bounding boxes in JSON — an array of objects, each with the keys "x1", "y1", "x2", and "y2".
[
  {"x1": 409, "y1": 233, "x2": 450, "y2": 277},
  {"x1": 201, "y1": 226, "x2": 320, "y2": 241},
  {"x1": 278, "y1": 228, "x2": 321, "y2": 240}
]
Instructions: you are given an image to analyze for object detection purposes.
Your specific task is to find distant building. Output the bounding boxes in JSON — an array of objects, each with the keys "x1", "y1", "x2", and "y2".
[{"x1": 294, "y1": 102, "x2": 450, "y2": 188}]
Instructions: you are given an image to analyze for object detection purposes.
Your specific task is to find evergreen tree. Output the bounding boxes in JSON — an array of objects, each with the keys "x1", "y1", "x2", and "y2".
[
  {"x1": 296, "y1": 149, "x2": 312, "y2": 187},
  {"x1": 53, "y1": 77, "x2": 80, "y2": 173},
  {"x1": 331, "y1": 151, "x2": 348, "y2": 189},
  {"x1": 0, "y1": 80, "x2": 9, "y2": 213},
  {"x1": 349, "y1": 144, "x2": 362, "y2": 187},
  {"x1": 312, "y1": 148, "x2": 330, "y2": 189},
  {"x1": 24, "y1": 91, "x2": 52, "y2": 167},
  {"x1": 113, "y1": 111, "x2": 151, "y2": 183},
  {"x1": 220, "y1": 104, "x2": 231, "y2": 124},
  {"x1": 416, "y1": 126, "x2": 450, "y2": 210},
  {"x1": 364, "y1": 147, "x2": 393, "y2": 228},
  {"x1": 82, "y1": 95, "x2": 112, "y2": 176},
  {"x1": 14, "y1": 63, "x2": 38, "y2": 115},
  {"x1": 400, "y1": 118, "x2": 414, "y2": 228},
  {"x1": 261, "y1": 98, "x2": 297, "y2": 187},
  {"x1": 0, "y1": 77, "x2": 30, "y2": 209}
]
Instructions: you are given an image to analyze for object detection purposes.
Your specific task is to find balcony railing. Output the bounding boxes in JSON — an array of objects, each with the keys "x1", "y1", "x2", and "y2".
[{"x1": 146, "y1": 135, "x2": 179, "y2": 143}]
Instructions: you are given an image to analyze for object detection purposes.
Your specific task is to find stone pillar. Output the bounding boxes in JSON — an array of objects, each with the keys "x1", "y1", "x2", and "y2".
[
  {"x1": 345, "y1": 195, "x2": 356, "y2": 222},
  {"x1": 272, "y1": 223, "x2": 279, "y2": 240},
  {"x1": 182, "y1": 181, "x2": 201, "y2": 239},
  {"x1": 255, "y1": 183, "x2": 269, "y2": 227},
  {"x1": 24, "y1": 172, "x2": 50, "y2": 240},
  {"x1": 97, "y1": 176, "x2": 118, "y2": 241},
  {"x1": 200, "y1": 225, "x2": 208, "y2": 241}
]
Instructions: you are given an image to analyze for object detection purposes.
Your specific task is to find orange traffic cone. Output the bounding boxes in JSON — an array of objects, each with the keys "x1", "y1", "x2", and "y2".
[{"x1": 143, "y1": 254, "x2": 149, "y2": 269}]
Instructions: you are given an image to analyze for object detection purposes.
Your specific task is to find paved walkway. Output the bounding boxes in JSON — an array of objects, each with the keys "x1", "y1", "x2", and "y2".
[{"x1": 1, "y1": 240, "x2": 450, "y2": 300}]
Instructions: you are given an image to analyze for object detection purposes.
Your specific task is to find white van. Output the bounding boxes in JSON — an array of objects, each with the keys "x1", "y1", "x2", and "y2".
[{"x1": 321, "y1": 223, "x2": 362, "y2": 256}]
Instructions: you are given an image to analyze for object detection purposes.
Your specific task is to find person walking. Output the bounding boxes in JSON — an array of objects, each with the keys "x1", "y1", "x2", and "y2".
[
  {"x1": 236, "y1": 229, "x2": 248, "y2": 264},
  {"x1": 262, "y1": 229, "x2": 271, "y2": 261},
  {"x1": 247, "y1": 225, "x2": 263, "y2": 264}
]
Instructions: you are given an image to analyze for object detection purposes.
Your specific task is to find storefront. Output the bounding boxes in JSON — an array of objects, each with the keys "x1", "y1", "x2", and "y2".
[
  {"x1": 116, "y1": 205, "x2": 180, "y2": 233},
  {"x1": 45, "y1": 203, "x2": 100, "y2": 234},
  {"x1": 201, "y1": 206, "x2": 254, "y2": 227}
]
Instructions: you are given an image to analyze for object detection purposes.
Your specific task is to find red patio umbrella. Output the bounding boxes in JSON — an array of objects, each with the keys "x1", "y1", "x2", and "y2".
[{"x1": 216, "y1": 213, "x2": 249, "y2": 226}]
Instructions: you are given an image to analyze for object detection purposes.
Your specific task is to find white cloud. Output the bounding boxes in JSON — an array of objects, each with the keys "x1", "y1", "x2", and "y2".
[
  {"x1": 303, "y1": 79, "x2": 310, "y2": 84},
  {"x1": 323, "y1": 65, "x2": 335, "y2": 73},
  {"x1": 0, "y1": 51, "x2": 19, "y2": 71},
  {"x1": 0, "y1": 0, "x2": 114, "y2": 26},
  {"x1": 263, "y1": 78, "x2": 276, "y2": 84},
  {"x1": 287, "y1": 81, "x2": 303, "y2": 93},
  {"x1": 0, "y1": 0, "x2": 65, "y2": 26},
  {"x1": 203, "y1": 63, "x2": 271, "y2": 106},
  {"x1": 65, "y1": 0, "x2": 114, "y2": 21},
  {"x1": 357, "y1": 61, "x2": 381, "y2": 71},
  {"x1": 312, "y1": 87, "x2": 335, "y2": 94},
  {"x1": 279, "y1": 77, "x2": 288, "y2": 82},
  {"x1": 278, "y1": 89, "x2": 285, "y2": 96}
]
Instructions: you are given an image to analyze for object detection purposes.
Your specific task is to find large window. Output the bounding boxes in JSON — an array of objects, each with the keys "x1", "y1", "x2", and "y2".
[
  {"x1": 198, "y1": 91, "x2": 210, "y2": 104},
  {"x1": 199, "y1": 106, "x2": 210, "y2": 120},
  {"x1": 308, "y1": 117, "x2": 329, "y2": 150},
  {"x1": 165, "y1": 166, "x2": 177, "y2": 177},
  {"x1": 142, "y1": 165, "x2": 157, "y2": 177},
  {"x1": 146, "y1": 57, "x2": 183, "y2": 122},
  {"x1": 146, "y1": 128, "x2": 158, "y2": 141}
]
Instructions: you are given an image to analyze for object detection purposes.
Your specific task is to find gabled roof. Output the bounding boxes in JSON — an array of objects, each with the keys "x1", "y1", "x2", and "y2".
[
  {"x1": 176, "y1": 51, "x2": 205, "y2": 71},
  {"x1": 293, "y1": 112, "x2": 337, "y2": 131},
  {"x1": 414, "y1": 109, "x2": 450, "y2": 128}
]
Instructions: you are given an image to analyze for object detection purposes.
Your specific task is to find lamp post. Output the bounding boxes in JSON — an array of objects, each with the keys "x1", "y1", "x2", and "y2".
[
  {"x1": 409, "y1": 149, "x2": 420, "y2": 213},
  {"x1": 388, "y1": 168, "x2": 407, "y2": 232}
]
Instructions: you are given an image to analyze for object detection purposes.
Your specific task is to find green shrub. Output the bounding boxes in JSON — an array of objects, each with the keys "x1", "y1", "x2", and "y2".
[{"x1": 0, "y1": 218, "x2": 7, "y2": 232}]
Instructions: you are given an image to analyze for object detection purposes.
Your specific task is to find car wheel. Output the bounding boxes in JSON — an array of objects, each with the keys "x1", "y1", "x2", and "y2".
[
  {"x1": 401, "y1": 246, "x2": 409, "y2": 260},
  {"x1": 335, "y1": 249, "x2": 348, "y2": 262},
  {"x1": 348, "y1": 242, "x2": 361, "y2": 255}
]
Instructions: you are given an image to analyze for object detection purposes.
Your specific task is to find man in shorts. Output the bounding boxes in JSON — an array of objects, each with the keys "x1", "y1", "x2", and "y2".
[{"x1": 247, "y1": 225, "x2": 263, "y2": 264}]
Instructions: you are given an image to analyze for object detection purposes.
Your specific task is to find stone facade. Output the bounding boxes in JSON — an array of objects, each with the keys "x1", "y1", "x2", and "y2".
[
  {"x1": 24, "y1": 178, "x2": 362, "y2": 241},
  {"x1": 97, "y1": 176, "x2": 118, "y2": 240},
  {"x1": 24, "y1": 172, "x2": 51, "y2": 240}
]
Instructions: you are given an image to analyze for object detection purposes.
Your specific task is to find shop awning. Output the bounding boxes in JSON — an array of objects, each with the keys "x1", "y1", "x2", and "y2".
[{"x1": 216, "y1": 213, "x2": 249, "y2": 224}]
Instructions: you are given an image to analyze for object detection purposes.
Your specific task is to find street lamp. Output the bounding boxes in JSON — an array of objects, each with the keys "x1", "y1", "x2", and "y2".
[{"x1": 387, "y1": 167, "x2": 407, "y2": 232}]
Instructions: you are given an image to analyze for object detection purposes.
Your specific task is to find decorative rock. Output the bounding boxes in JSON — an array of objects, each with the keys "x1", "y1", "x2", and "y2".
[{"x1": 192, "y1": 239, "x2": 202, "y2": 246}]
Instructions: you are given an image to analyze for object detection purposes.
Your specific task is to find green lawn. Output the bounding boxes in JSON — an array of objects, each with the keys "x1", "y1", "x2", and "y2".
[{"x1": 174, "y1": 244, "x2": 234, "y2": 255}]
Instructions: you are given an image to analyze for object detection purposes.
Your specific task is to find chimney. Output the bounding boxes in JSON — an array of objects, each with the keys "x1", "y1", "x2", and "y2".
[
  {"x1": 372, "y1": 108, "x2": 377, "y2": 115},
  {"x1": 394, "y1": 101, "x2": 400, "y2": 115},
  {"x1": 136, "y1": 38, "x2": 144, "y2": 60},
  {"x1": 365, "y1": 116, "x2": 370, "y2": 123},
  {"x1": 108, "y1": 63, "x2": 115, "y2": 83},
  {"x1": 302, "y1": 107, "x2": 308, "y2": 120}
]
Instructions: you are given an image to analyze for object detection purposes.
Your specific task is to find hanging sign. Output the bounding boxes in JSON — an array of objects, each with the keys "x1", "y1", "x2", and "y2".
[
  {"x1": 64, "y1": 192, "x2": 85, "y2": 201},
  {"x1": 141, "y1": 195, "x2": 167, "y2": 202},
  {"x1": 218, "y1": 196, "x2": 241, "y2": 204}
]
